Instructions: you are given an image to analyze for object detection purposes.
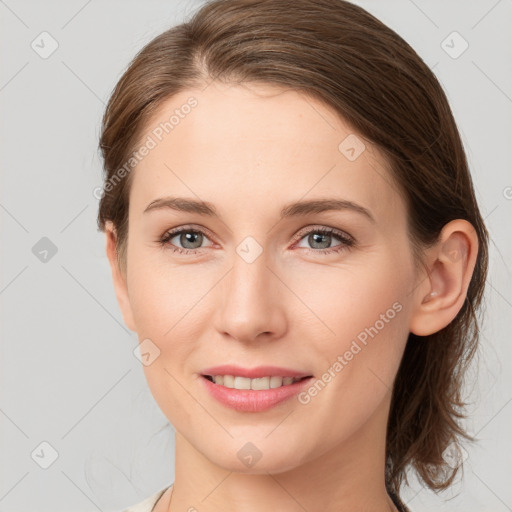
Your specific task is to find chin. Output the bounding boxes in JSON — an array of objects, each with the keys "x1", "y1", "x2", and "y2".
[{"x1": 198, "y1": 435, "x2": 313, "y2": 475}]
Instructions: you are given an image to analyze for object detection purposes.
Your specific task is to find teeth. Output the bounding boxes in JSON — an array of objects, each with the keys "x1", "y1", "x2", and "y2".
[{"x1": 209, "y1": 375, "x2": 303, "y2": 390}]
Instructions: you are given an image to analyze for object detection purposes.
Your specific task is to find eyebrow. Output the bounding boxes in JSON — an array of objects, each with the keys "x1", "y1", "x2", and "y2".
[{"x1": 143, "y1": 196, "x2": 375, "y2": 223}]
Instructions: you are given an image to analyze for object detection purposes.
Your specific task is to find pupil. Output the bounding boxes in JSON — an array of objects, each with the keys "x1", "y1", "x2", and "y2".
[
  {"x1": 181, "y1": 232, "x2": 202, "y2": 249},
  {"x1": 310, "y1": 233, "x2": 330, "y2": 249}
]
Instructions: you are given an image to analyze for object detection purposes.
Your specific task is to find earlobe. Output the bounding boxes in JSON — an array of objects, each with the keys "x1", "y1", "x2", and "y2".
[
  {"x1": 410, "y1": 220, "x2": 478, "y2": 336},
  {"x1": 105, "y1": 222, "x2": 137, "y2": 332}
]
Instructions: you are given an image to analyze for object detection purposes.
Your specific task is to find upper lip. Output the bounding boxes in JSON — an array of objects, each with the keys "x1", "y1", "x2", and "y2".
[{"x1": 201, "y1": 365, "x2": 313, "y2": 379}]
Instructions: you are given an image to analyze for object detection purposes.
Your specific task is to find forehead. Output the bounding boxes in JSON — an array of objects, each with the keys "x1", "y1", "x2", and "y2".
[{"x1": 130, "y1": 81, "x2": 404, "y2": 226}]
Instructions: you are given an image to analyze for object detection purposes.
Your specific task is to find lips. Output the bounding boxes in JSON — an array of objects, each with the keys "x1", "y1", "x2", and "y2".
[
  {"x1": 200, "y1": 364, "x2": 313, "y2": 379},
  {"x1": 200, "y1": 372, "x2": 314, "y2": 412}
]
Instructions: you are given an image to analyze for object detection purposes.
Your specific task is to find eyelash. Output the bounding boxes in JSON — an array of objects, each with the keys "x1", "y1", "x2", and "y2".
[{"x1": 158, "y1": 225, "x2": 355, "y2": 256}]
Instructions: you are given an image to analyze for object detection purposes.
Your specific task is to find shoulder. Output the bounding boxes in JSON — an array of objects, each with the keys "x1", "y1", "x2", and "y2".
[{"x1": 122, "y1": 485, "x2": 172, "y2": 512}]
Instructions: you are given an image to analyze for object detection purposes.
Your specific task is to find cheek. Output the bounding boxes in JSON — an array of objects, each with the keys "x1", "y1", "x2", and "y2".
[
  {"x1": 127, "y1": 248, "x2": 209, "y2": 337},
  {"x1": 289, "y1": 252, "x2": 411, "y2": 348},
  {"x1": 290, "y1": 252, "x2": 412, "y2": 407},
  {"x1": 126, "y1": 246, "x2": 222, "y2": 403},
  {"x1": 128, "y1": 262, "x2": 208, "y2": 423}
]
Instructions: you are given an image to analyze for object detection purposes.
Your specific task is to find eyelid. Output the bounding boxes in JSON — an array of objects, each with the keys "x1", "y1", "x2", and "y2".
[
  {"x1": 292, "y1": 224, "x2": 354, "y2": 244},
  {"x1": 159, "y1": 224, "x2": 216, "y2": 250},
  {"x1": 163, "y1": 224, "x2": 216, "y2": 241}
]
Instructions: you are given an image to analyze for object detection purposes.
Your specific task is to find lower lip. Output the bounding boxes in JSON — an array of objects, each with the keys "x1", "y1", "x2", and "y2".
[{"x1": 200, "y1": 375, "x2": 313, "y2": 412}]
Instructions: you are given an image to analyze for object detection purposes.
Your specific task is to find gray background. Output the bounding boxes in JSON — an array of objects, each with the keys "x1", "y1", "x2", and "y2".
[{"x1": 1, "y1": 0, "x2": 511, "y2": 511}]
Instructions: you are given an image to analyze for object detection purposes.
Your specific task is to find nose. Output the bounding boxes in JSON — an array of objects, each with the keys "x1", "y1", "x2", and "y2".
[{"x1": 214, "y1": 247, "x2": 288, "y2": 344}]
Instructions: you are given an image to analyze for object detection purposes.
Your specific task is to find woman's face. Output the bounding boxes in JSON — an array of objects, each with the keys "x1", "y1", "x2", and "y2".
[{"x1": 113, "y1": 81, "x2": 420, "y2": 473}]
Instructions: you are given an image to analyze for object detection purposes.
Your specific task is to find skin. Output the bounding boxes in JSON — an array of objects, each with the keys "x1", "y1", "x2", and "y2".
[{"x1": 105, "y1": 81, "x2": 478, "y2": 512}]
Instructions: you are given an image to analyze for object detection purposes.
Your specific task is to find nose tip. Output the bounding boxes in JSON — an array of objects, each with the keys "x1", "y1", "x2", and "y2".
[{"x1": 215, "y1": 257, "x2": 287, "y2": 343}]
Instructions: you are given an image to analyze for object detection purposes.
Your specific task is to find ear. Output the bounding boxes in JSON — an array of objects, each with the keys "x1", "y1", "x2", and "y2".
[
  {"x1": 105, "y1": 221, "x2": 136, "y2": 332},
  {"x1": 409, "y1": 219, "x2": 479, "y2": 336}
]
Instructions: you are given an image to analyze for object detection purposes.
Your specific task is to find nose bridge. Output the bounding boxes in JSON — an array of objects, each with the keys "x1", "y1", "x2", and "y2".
[
  {"x1": 229, "y1": 242, "x2": 274, "y2": 312},
  {"x1": 216, "y1": 239, "x2": 285, "y2": 340},
  {"x1": 235, "y1": 243, "x2": 269, "y2": 290}
]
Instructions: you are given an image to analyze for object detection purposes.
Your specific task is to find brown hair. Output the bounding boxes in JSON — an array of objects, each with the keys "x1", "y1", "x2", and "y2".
[{"x1": 97, "y1": 0, "x2": 488, "y2": 499}]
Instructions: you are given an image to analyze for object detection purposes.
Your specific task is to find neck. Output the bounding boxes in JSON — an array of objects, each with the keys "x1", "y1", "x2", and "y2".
[{"x1": 168, "y1": 392, "x2": 398, "y2": 512}]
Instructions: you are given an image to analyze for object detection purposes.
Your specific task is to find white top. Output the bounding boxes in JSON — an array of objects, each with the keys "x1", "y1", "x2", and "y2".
[{"x1": 123, "y1": 485, "x2": 172, "y2": 512}]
